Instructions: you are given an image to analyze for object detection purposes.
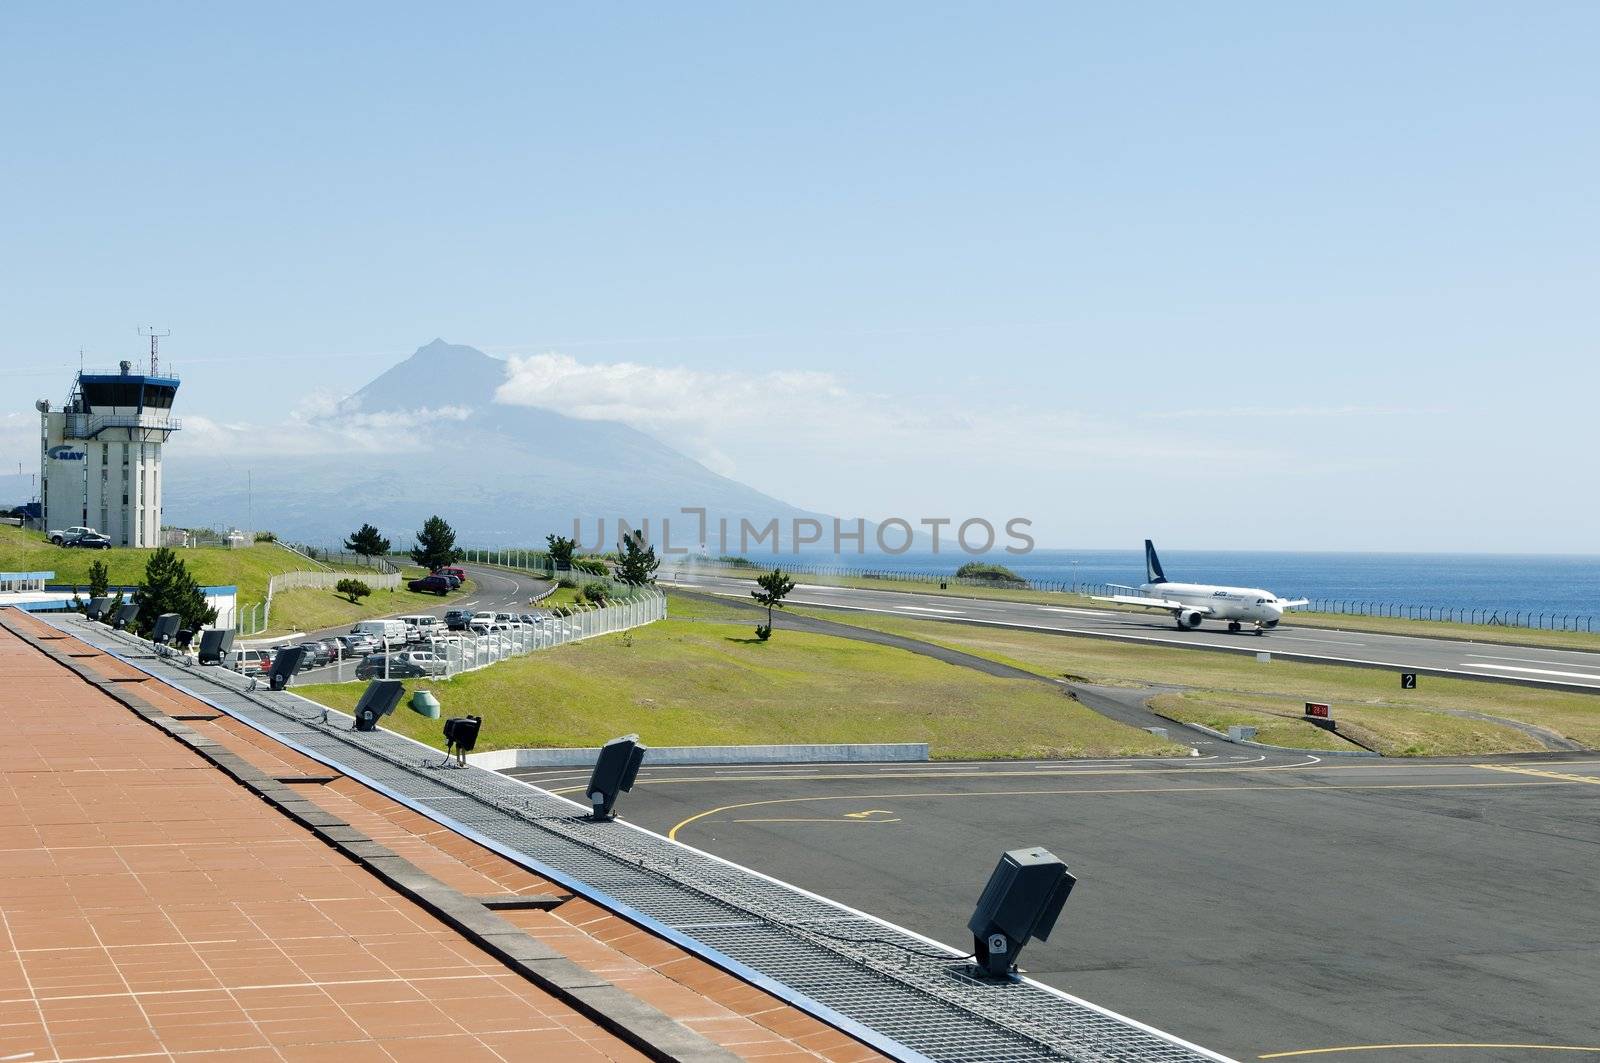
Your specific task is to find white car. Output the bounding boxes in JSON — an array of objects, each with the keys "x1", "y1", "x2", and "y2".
[
  {"x1": 394, "y1": 650, "x2": 447, "y2": 676},
  {"x1": 48, "y1": 525, "x2": 96, "y2": 545}
]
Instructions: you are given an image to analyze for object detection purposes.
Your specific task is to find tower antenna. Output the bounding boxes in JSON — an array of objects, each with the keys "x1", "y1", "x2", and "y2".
[{"x1": 138, "y1": 326, "x2": 170, "y2": 375}]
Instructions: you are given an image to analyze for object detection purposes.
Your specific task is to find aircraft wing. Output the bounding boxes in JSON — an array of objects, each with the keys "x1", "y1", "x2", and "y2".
[
  {"x1": 1090, "y1": 594, "x2": 1213, "y2": 615},
  {"x1": 1277, "y1": 598, "x2": 1310, "y2": 609}
]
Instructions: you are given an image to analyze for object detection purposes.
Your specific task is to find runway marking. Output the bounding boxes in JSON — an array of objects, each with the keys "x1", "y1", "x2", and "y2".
[
  {"x1": 1268, "y1": 634, "x2": 1368, "y2": 647},
  {"x1": 734, "y1": 816, "x2": 902, "y2": 825},
  {"x1": 1474, "y1": 764, "x2": 1600, "y2": 785},
  {"x1": 842, "y1": 809, "x2": 896, "y2": 819},
  {"x1": 1259, "y1": 1045, "x2": 1600, "y2": 1058},
  {"x1": 547, "y1": 759, "x2": 1399, "y2": 794},
  {"x1": 664, "y1": 779, "x2": 1570, "y2": 841},
  {"x1": 897, "y1": 605, "x2": 965, "y2": 615},
  {"x1": 1459, "y1": 663, "x2": 1600, "y2": 683},
  {"x1": 1466, "y1": 653, "x2": 1584, "y2": 665},
  {"x1": 553, "y1": 758, "x2": 1465, "y2": 794}
]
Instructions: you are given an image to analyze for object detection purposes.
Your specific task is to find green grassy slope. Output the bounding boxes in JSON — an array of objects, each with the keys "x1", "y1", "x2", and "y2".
[{"x1": 296, "y1": 616, "x2": 1184, "y2": 760}]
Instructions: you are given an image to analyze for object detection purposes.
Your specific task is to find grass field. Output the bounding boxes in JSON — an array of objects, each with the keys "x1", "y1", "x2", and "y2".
[
  {"x1": 0, "y1": 525, "x2": 358, "y2": 605},
  {"x1": 263, "y1": 579, "x2": 475, "y2": 636},
  {"x1": 784, "y1": 604, "x2": 1598, "y2": 755},
  {"x1": 295, "y1": 615, "x2": 1184, "y2": 759},
  {"x1": 673, "y1": 563, "x2": 1600, "y2": 652}
]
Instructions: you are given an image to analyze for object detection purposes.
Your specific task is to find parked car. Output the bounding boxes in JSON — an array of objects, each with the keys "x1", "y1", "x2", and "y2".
[
  {"x1": 352, "y1": 619, "x2": 407, "y2": 645},
  {"x1": 408, "y1": 574, "x2": 452, "y2": 595},
  {"x1": 394, "y1": 650, "x2": 447, "y2": 675},
  {"x1": 230, "y1": 648, "x2": 274, "y2": 676},
  {"x1": 48, "y1": 525, "x2": 95, "y2": 545},
  {"x1": 433, "y1": 572, "x2": 461, "y2": 589},
  {"x1": 318, "y1": 638, "x2": 345, "y2": 662},
  {"x1": 434, "y1": 566, "x2": 467, "y2": 583},
  {"x1": 336, "y1": 634, "x2": 378, "y2": 657},
  {"x1": 356, "y1": 653, "x2": 426, "y2": 680},
  {"x1": 273, "y1": 646, "x2": 319, "y2": 673},
  {"x1": 297, "y1": 641, "x2": 331, "y2": 667},
  {"x1": 65, "y1": 532, "x2": 112, "y2": 550},
  {"x1": 443, "y1": 609, "x2": 472, "y2": 631}
]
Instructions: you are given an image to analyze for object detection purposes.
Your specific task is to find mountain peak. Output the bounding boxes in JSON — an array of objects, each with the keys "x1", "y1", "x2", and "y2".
[{"x1": 350, "y1": 340, "x2": 507, "y2": 411}]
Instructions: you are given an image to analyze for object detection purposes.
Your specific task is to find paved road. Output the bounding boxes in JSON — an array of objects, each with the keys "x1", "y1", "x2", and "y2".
[
  {"x1": 292, "y1": 563, "x2": 551, "y2": 681},
  {"x1": 666, "y1": 572, "x2": 1600, "y2": 694},
  {"x1": 513, "y1": 754, "x2": 1600, "y2": 1062}
]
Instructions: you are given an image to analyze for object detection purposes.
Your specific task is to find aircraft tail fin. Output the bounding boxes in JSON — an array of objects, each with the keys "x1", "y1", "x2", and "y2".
[{"x1": 1145, "y1": 539, "x2": 1168, "y2": 584}]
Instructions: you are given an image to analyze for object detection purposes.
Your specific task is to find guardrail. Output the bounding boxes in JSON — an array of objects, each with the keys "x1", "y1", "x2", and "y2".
[{"x1": 307, "y1": 585, "x2": 667, "y2": 683}]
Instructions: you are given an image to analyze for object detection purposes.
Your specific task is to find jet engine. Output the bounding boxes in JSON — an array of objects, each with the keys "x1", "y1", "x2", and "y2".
[{"x1": 1179, "y1": 610, "x2": 1205, "y2": 629}]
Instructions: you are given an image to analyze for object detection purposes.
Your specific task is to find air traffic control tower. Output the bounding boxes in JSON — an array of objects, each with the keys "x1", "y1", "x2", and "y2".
[{"x1": 38, "y1": 354, "x2": 181, "y2": 548}]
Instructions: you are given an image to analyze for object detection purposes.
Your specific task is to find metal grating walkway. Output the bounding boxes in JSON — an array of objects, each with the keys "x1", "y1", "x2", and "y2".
[{"x1": 47, "y1": 615, "x2": 1233, "y2": 1063}]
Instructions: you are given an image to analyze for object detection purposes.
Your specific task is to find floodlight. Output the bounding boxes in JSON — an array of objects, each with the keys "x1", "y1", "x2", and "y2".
[
  {"x1": 197, "y1": 629, "x2": 235, "y2": 666},
  {"x1": 110, "y1": 602, "x2": 139, "y2": 630},
  {"x1": 442, "y1": 715, "x2": 482, "y2": 766},
  {"x1": 267, "y1": 646, "x2": 306, "y2": 691},
  {"x1": 967, "y1": 847, "x2": 1075, "y2": 979},
  {"x1": 151, "y1": 613, "x2": 181, "y2": 646},
  {"x1": 352, "y1": 679, "x2": 405, "y2": 732},
  {"x1": 86, "y1": 596, "x2": 112, "y2": 622},
  {"x1": 585, "y1": 734, "x2": 647, "y2": 821}
]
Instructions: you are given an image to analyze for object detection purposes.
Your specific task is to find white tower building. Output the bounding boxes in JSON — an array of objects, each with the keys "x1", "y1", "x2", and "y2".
[{"x1": 38, "y1": 360, "x2": 181, "y2": 547}]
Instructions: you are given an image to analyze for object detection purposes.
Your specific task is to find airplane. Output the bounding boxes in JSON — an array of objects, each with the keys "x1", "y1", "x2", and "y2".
[{"x1": 1090, "y1": 540, "x2": 1309, "y2": 634}]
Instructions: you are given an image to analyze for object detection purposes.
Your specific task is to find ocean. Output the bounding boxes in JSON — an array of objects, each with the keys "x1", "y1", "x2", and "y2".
[{"x1": 776, "y1": 549, "x2": 1600, "y2": 619}]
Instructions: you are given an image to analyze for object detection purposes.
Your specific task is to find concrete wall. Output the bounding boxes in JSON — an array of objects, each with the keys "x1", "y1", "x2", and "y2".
[{"x1": 469, "y1": 742, "x2": 930, "y2": 770}]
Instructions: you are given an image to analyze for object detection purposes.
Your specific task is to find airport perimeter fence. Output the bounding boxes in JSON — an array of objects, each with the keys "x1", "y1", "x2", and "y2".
[
  {"x1": 306, "y1": 585, "x2": 667, "y2": 684},
  {"x1": 290, "y1": 543, "x2": 399, "y2": 573},
  {"x1": 235, "y1": 569, "x2": 405, "y2": 637},
  {"x1": 1304, "y1": 598, "x2": 1596, "y2": 633}
]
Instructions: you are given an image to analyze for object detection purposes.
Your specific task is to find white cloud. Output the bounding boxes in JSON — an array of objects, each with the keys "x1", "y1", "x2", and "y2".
[
  {"x1": 491, "y1": 351, "x2": 1281, "y2": 523},
  {"x1": 170, "y1": 396, "x2": 472, "y2": 459}
]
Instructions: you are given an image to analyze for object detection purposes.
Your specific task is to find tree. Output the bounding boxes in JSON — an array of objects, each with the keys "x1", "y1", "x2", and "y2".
[
  {"x1": 410, "y1": 515, "x2": 462, "y2": 571},
  {"x1": 545, "y1": 534, "x2": 577, "y2": 570},
  {"x1": 614, "y1": 530, "x2": 660, "y2": 585},
  {"x1": 749, "y1": 567, "x2": 795, "y2": 642},
  {"x1": 87, "y1": 559, "x2": 110, "y2": 599},
  {"x1": 344, "y1": 523, "x2": 391, "y2": 560},
  {"x1": 132, "y1": 547, "x2": 217, "y2": 636},
  {"x1": 335, "y1": 578, "x2": 371, "y2": 604}
]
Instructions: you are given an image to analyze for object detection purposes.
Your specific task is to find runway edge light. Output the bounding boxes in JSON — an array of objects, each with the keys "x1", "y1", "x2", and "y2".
[{"x1": 967, "y1": 847, "x2": 1075, "y2": 980}]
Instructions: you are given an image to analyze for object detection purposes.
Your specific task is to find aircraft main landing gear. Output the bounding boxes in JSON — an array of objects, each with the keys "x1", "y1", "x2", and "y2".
[{"x1": 1227, "y1": 622, "x2": 1241, "y2": 634}]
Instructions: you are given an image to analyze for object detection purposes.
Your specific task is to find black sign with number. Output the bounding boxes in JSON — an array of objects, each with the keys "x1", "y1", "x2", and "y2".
[{"x1": 1401, "y1": 672, "x2": 1417, "y2": 689}]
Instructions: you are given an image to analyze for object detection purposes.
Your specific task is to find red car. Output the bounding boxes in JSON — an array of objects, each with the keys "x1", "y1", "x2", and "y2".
[{"x1": 434, "y1": 566, "x2": 466, "y2": 583}]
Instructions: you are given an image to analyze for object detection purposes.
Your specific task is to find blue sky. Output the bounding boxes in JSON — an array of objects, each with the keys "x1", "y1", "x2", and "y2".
[{"x1": 2, "y1": 3, "x2": 1595, "y2": 551}]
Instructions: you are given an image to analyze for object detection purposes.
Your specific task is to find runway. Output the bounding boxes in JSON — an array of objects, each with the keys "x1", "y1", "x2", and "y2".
[
  {"x1": 666, "y1": 572, "x2": 1600, "y2": 694},
  {"x1": 515, "y1": 753, "x2": 1600, "y2": 1062}
]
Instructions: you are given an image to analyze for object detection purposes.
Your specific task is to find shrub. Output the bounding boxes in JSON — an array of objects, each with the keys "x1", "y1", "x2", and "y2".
[
  {"x1": 955, "y1": 561, "x2": 1024, "y2": 583},
  {"x1": 557, "y1": 577, "x2": 578, "y2": 589},
  {"x1": 581, "y1": 581, "x2": 611, "y2": 605},
  {"x1": 754, "y1": 623, "x2": 772, "y2": 641},
  {"x1": 335, "y1": 578, "x2": 371, "y2": 604},
  {"x1": 572, "y1": 557, "x2": 609, "y2": 576},
  {"x1": 253, "y1": 530, "x2": 277, "y2": 542}
]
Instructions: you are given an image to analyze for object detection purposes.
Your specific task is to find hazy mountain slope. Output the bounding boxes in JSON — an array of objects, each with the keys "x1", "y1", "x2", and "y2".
[{"x1": 161, "y1": 340, "x2": 836, "y2": 548}]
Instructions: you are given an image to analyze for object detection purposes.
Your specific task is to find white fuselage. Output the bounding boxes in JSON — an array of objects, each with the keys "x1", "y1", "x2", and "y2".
[{"x1": 1142, "y1": 582, "x2": 1287, "y2": 625}]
